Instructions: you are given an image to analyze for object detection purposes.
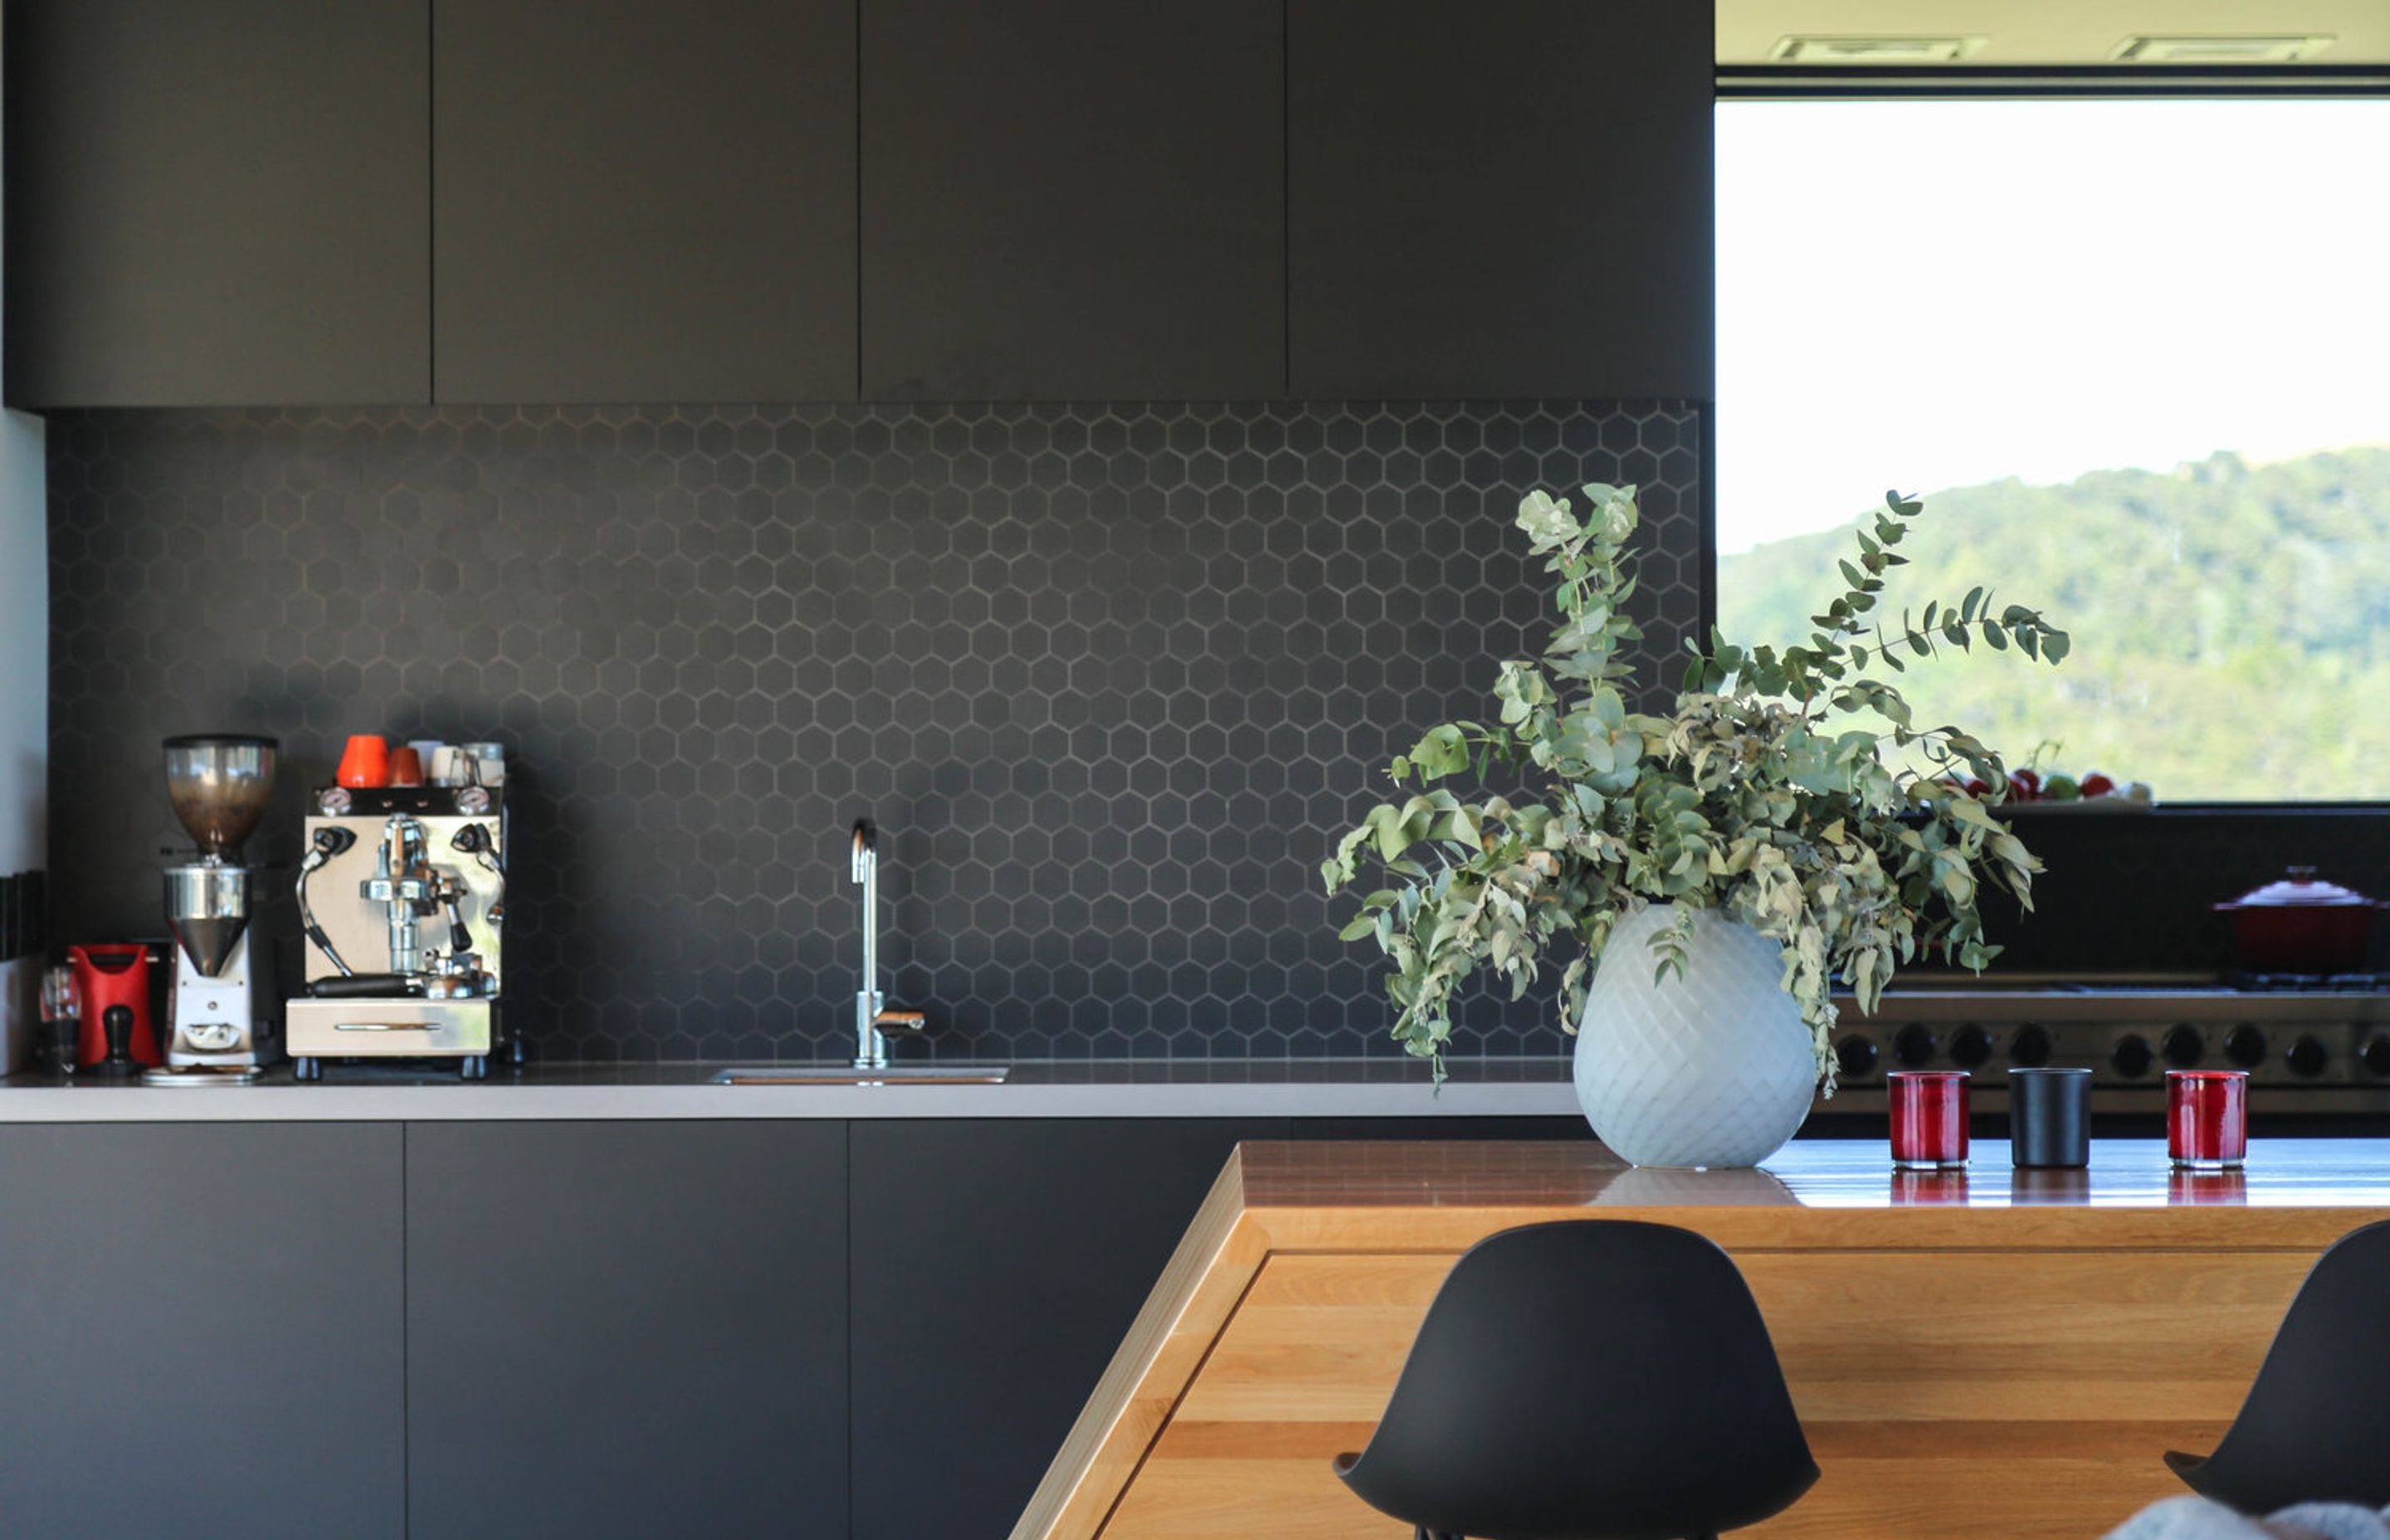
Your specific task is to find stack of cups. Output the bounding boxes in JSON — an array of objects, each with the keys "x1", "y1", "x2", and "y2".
[{"x1": 344, "y1": 737, "x2": 504, "y2": 790}]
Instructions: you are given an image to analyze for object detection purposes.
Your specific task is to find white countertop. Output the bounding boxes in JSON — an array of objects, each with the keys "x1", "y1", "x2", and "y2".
[{"x1": 0, "y1": 1057, "x2": 1583, "y2": 1122}]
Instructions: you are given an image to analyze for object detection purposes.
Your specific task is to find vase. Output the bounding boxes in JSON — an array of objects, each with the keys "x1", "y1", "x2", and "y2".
[{"x1": 1572, "y1": 904, "x2": 1818, "y2": 1168}]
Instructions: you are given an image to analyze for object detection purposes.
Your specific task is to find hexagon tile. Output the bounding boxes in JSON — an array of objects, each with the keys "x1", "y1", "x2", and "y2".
[{"x1": 44, "y1": 402, "x2": 1706, "y2": 1063}]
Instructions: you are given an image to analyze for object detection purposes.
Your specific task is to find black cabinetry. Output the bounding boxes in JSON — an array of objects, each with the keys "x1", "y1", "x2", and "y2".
[
  {"x1": 849, "y1": 1118, "x2": 1285, "y2": 1539},
  {"x1": 433, "y1": 0, "x2": 858, "y2": 402},
  {"x1": 3, "y1": 0, "x2": 430, "y2": 407},
  {"x1": 404, "y1": 1121, "x2": 849, "y2": 1540},
  {"x1": 1287, "y1": 0, "x2": 1714, "y2": 398},
  {"x1": 0, "y1": 1123, "x2": 406, "y2": 1539},
  {"x1": 7, "y1": 1, "x2": 1713, "y2": 406},
  {"x1": 861, "y1": 0, "x2": 1285, "y2": 400}
]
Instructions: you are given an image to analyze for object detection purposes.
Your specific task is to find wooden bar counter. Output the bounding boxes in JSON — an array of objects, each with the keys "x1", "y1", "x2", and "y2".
[{"x1": 1014, "y1": 1138, "x2": 2390, "y2": 1540}]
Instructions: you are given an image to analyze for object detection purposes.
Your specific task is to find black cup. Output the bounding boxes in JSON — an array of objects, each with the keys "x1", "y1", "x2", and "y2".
[{"x1": 2009, "y1": 1066, "x2": 2092, "y2": 1168}]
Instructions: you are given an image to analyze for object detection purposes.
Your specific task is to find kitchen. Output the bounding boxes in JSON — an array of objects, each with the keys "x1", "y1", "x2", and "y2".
[{"x1": 2, "y1": 3, "x2": 2389, "y2": 1539}]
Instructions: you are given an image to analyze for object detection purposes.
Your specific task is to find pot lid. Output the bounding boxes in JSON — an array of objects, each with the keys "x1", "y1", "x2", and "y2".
[{"x1": 2219, "y1": 866, "x2": 2381, "y2": 909}]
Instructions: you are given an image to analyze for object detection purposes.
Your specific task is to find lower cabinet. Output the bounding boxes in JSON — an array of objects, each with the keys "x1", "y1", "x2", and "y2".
[
  {"x1": 0, "y1": 1123, "x2": 407, "y2": 1540},
  {"x1": 0, "y1": 1113, "x2": 1580, "y2": 1538},
  {"x1": 848, "y1": 1118, "x2": 1287, "y2": 1540},
  {"x1": 403, "y1": 1121, "x2": 849, "y2": 1540}
]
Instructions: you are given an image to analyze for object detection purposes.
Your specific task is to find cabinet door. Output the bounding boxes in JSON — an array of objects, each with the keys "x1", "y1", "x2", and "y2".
[
  {"x1": 2, "y1": 0, "x2": 428, "y2": 407},
  {"x1": 405, "y1": 1121, "x2": 847, "y2": 1540},
  {"x1": 849, "y1": 1118, "x2": 1284, "y2": 1540},
  {"x1": 861, "y1": 0, "x2": 1284, "y2": 400},
  {"x1": 0, "y1": 1123, "x2": 405, "y2": 1539},
  {"x1": 433, "y1": 0, "x2": 856, "y2": 402},
  {"x1": 1288, "y1": 0, "x2": 1714, "y2": 399}
]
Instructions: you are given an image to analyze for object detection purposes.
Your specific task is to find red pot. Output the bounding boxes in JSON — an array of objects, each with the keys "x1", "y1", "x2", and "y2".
[{"x1": 2212, "y1": 867, "x2": 2388, "y2": 974}]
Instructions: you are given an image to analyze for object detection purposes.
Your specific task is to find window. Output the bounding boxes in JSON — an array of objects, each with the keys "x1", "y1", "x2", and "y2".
[{"x1": 1715, "y1": 100, "x2": 2390, "y2": 801}]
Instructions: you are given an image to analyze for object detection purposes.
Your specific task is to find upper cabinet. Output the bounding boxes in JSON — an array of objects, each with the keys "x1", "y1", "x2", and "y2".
[
  {"x1": 6, "y1": 1, "x2": 1715, "y2": 407},
  {"x1": 3, "y1": 0, "x2": 431, "y2": 408},
  {"x1": 1287, "y1": 0, "x2": 1714, "y2": 401},
  {"x1": 860, "y1": 0, "x2": 1284, "y2": 402},
  {"x1": 433, "y1": 0, "x2": 857, "y2": 403}
]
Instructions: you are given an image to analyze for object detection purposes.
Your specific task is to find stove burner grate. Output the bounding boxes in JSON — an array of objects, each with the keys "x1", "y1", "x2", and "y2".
[{"x1": 2222, "y1": 971, "x2": 2390, "y2": 994}]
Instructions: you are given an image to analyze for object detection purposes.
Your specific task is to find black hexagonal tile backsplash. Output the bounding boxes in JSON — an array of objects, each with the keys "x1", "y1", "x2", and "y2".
[{"x1": 46, "y1": 401, "x2": 1705, "y2": 1062}]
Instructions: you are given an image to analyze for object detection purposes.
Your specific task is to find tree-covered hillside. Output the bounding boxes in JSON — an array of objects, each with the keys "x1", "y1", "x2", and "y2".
[{"x1": 1716, "y1": 448, "x2": 2390, "y2": 801}]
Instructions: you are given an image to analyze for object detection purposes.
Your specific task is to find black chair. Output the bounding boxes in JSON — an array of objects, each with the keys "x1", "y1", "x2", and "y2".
[
  {"x1": 1333, "y1": 1219, "x2": 1818, "y2": 1540},
  {"x1": 2166, "y1": 1216, "x2": 2390, "y2": 1512}
]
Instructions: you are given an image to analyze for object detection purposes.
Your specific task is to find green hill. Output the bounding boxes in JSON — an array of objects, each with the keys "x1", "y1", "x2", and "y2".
[{"x1": 1714, "y1": 447, "x2": 2390, "y2": 801}]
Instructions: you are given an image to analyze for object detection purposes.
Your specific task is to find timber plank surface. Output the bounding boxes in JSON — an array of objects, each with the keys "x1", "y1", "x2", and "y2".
[{"x1": 1017, "y1": 1139, "x2": 2390, "y2": 1540}]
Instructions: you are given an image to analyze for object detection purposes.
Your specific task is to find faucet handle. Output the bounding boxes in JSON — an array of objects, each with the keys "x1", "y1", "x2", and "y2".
[{"x1": 872, "y1": 1009, "x2": 927, "y2": 1036}]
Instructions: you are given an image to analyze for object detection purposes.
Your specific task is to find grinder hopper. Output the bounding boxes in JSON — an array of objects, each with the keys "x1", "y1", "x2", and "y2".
[{"x1": 163, "y1": 734, "x2": 277, "y2": 977}]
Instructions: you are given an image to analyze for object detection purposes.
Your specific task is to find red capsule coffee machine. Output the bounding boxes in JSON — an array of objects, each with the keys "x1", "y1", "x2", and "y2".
[{"x1": 68, "y1": 943, "x2": 160, "y2": 1069}]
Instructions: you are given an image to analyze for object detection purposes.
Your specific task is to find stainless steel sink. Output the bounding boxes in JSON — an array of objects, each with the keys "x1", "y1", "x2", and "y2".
[{"x1": 710, "y1": 1064, "x2": 1010, "y2": 1086}]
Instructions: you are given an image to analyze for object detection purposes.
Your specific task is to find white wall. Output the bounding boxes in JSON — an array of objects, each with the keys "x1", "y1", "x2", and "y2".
[
  {"x1": 0, "y1": 407, "x2": 43, "y2": 1071},
  {"x1": 1, "y1": 9, "x2": 49, "y2": 1070}
]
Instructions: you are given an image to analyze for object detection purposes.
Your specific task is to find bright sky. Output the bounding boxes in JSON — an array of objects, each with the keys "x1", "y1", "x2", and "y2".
[{"x1": 1715, "y1": 100, "x2": 2390, "y2": 554}]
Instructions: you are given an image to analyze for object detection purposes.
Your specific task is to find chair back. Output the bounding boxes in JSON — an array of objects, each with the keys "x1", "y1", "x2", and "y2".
[
  {"x1": 1336, "y1": 1219, "x2": 1818, "y2": 1540},
  {"x1": 2177, "y1": 1217, "x2": 2390, "y2": 1512}
]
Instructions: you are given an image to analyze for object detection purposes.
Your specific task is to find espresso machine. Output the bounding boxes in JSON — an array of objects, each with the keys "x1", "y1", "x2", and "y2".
[
  {"x1": 285, "y1": 776, "x2": 509, "y2": 1079},
  {"x1": 152, "y1": 733, "x2": 280, "y2": 1084}
]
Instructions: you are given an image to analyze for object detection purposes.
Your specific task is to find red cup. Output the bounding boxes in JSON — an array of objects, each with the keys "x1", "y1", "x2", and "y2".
[
  {"x1": 1889, "y1": 1070, "x2": 1970, "y2": 1168},
  {"x1": 387, "y1": 746, "x2": 424, "y2": 787},
  {"x1": 337, "y1": 734, "x2": 390, "y2": 788},
  {"x1": 2168, "y1": 1070, "x2": 2248, "y2": 1169}
]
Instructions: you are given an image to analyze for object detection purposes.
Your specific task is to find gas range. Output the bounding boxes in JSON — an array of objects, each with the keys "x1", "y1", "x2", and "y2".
[{"x1": 1825, "y1": 973, "x2": 2390, "y2": 1098}]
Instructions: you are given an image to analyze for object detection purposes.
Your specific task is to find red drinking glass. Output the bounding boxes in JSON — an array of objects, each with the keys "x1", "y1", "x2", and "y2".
[
  {"x1": 2168, "y1": 1070, "x2": 2248, "y2": 1169},
  {"x1": 1889, "y1": 1070, "x2": 1970, "y2": 1168}
]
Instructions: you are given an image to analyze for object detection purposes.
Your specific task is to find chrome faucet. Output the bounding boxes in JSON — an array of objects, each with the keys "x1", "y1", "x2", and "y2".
[{"x1": 851, "y1": 817, "x2": 925, "y2": 1070}]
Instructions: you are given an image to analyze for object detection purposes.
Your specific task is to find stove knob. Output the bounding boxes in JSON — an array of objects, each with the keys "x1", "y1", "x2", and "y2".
[
  {"x1": 2112, "y1": 1034, "x2": 2155, "y2": 1078},
  {"x1": 1949, "y1": 1025, "x2": 1992, "y2": 1068},
  {"x1": 1892, "y1": 1024, "x2": 1938, "y2": 1068},
  {"x1": 2287, "y1": 1036, "x2": 2329, "y2": 1078},
  {"x1": 2009, "y1": 1024, "x2": 2052, "y2": 1068},
  {"x1": 2363, "y1": 1036, "x2": 2390, "y2": 1078},
  {"x1": 1835, "y1": 1036, "x2": 1880, "y2": 1079},
  {"x1": 2224, "y1": 1025, "x2": 2268, "y2": 1069},
  {"x1": 2161, "y1": 1025, "x2": 2204, "y2": 1069}
]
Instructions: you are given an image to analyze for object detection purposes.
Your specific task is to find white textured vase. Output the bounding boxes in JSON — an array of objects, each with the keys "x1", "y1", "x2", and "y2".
[{"x1": 1572, "y1": 904, "x2": 1818, "y2": 1168}]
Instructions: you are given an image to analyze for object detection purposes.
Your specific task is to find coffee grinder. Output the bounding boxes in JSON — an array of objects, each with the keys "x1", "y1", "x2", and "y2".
[
  {"x1": 285, "y1": 774, "x2": 510, "y2": 1080},
  {"x1": 153, "y1": 733, "x2": 280, "y2": 1084}
]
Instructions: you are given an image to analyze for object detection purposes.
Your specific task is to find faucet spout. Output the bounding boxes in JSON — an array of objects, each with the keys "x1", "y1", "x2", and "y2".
[
  {"x1": 850, "y1": 817, "x2": 928, "y2": 1069},
  {"x1": 851, "y1": 818, "x2": 887, "y2": 1069}
]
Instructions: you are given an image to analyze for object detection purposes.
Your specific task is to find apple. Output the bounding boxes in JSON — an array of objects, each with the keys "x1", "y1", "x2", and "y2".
[
  {"x1": 2079, "y1": 772, "x2": 2116, "y2": 799},
  {"x1": 2009, "y1": 768, "x2": 2041, "y2": 802}
]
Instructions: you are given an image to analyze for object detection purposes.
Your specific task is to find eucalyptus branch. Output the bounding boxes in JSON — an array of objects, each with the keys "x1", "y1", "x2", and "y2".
[{"x1": 1326, "y1": 483, "x2": 2066, "y2": 1088}]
